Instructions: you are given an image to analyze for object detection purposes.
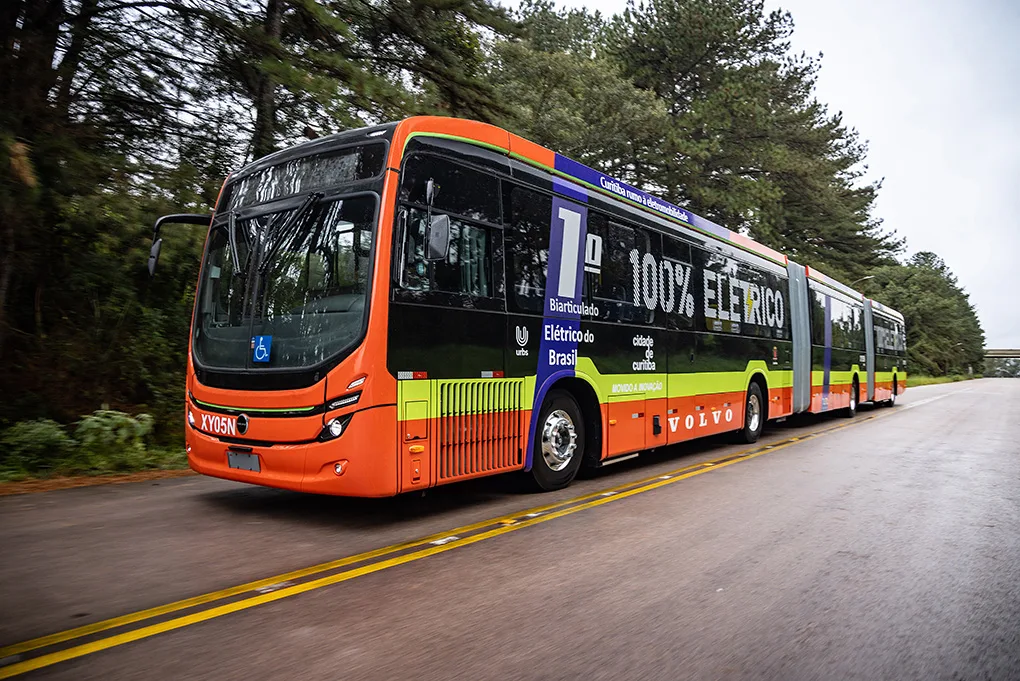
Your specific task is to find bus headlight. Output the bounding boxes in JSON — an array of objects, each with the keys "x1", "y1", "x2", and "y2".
[
  {"x1": 188, "y1": 410, "x2": 196, "y2": 427},
  {"x1": 320, "y1": 414, "x2": 353, "y2": 441}
]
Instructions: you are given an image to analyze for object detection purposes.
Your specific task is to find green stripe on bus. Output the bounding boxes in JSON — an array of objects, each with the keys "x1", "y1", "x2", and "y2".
[
  {"x1": 404, "y1": 131, "x2": 508, "y2": 155},
  {"x1": 395, "y1": 360, "x2": 793, "y2": 421},
  {"x1": 811, "y1": 365, "x2": 862, "y2": 387},
  {"x1": 191, "y1": 398, "x2": 317, "y2": 414}
]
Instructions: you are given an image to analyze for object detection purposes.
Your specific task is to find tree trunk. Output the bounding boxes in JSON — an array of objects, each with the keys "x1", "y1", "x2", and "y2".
[
  {"x1": 55, "y1": 0, "x2": 99, "y2": 119},
  {"x1": 0, "y1": 1, "x2": 25, "y2": 100},
  {"x1": 251, "y1": 0, "x2": 283, "y2": 160},
  {"x1": 5, "y1": 0, "x2": 64, "y2": 138},
  {"x1": 0, "y1": 216, "x2": 13, "y2": 358}
]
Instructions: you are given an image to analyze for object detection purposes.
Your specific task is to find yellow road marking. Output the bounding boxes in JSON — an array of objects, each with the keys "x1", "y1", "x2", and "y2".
[
  {"x1": 5, "y1": 420, "x2": 850, "y2": 662},
  {"x1": 0, "y1": 453, "x2": 728, "y2": 660},
  {"x1": 0, "y1": 404, "x2": 920, "y2": 678}
]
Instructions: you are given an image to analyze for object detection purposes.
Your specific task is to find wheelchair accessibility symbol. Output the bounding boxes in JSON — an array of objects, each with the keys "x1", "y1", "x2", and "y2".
[{"x1": 251, "y1": 335, "x2": 272, "y2": 363}]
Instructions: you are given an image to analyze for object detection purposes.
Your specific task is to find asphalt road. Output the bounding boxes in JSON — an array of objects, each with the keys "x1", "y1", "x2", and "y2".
[{"x1": 2, "y1": 379, "x2": 1018, "y2": 680}]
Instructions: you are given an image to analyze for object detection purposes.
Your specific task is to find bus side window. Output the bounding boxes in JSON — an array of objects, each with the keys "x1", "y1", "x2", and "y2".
[
  {"x1": 505, "y1": 185, "x2": 552, "y2": 314},
  {"x1": 730, "y1": 257, "x2": 789, "y2": 339},
  {"x1": 587, "y1": 216, "x2": 655, "y2": 325},
  {"x1": 400, "y1": 207, "x2": 493, "y2": 298},
  {"x1": 662, "y1": 235, "x2": 693, "y2": 331},
  {"x1": 399, "y1": 153, "x2": 500, "y2": 224},
  {"x1": 663, "y1": 236, "x2": 691, "y2": 264},
  {"x1": 810, "y1": 289, "x2": 826, "y2": 346}
]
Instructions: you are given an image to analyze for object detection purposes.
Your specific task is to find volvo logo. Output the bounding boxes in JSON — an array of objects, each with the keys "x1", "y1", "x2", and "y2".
[{"x1": 236, "y1": 413, "x2": 249, "y2": 435}]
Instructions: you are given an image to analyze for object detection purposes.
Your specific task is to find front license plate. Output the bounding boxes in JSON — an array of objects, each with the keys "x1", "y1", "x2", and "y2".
[{"x1": 227, "y1": 451, "x2": 260, "y2": 472}]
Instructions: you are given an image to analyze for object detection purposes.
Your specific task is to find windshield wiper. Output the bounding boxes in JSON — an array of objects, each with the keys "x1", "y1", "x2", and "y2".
[
  {"x1": 227, "y1": 211, "x2": 243, "y2": 276},
  {"x1": 258, "y1": 191, "x2": 323, "y2": 275}
]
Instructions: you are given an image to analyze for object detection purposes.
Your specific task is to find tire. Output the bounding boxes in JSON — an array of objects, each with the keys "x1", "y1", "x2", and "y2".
[
  {"x1": 885, "y1": 377, "x2": 898, "y2": 408},
  {"x1": 529, "y1": 389, "x2": 585, "y2": 491},
  {"x1": 736, "y1": 382, "x2": 765, "y2": 444},
  {"x1": 844, "y1": 377, "x2": 858, "y2": 418}
]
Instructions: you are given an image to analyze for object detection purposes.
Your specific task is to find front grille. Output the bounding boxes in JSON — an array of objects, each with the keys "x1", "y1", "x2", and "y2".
[{"x1": 437, "y1": 379, "x2": 524, "y2": 481}]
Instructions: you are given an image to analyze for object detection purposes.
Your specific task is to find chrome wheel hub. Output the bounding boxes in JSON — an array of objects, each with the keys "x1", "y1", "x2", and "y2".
[
  {"x1": 747, "y1": 393, "x2": 761, "y2": 432},
  {"x1": 541, "y1": 409, "x2": 577, "y2": 472}
]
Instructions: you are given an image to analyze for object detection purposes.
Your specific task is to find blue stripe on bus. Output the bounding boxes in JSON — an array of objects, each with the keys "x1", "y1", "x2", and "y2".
[
  {"x1": 822, "y1": 295, "x2": 832, "y2": 410},
  {"x1": 525, "y1": 178, "x2": 588, "y2": 470}
]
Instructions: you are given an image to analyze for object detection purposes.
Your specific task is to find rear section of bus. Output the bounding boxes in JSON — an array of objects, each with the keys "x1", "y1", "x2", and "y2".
[
  {"x1": 183, "y1": 123, "x2": 403, "y2": 496},
  {"x1": 867, "y1": 298, "x2": 907, "y2": 403}
]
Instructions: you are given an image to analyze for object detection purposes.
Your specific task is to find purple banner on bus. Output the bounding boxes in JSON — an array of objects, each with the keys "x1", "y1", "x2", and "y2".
[
  {"x1": 525, "y1": 178, "x2": 589, "y2": 469},
  {"x1": 553, "y1": 153, "x2": 732, "y2": 243}
]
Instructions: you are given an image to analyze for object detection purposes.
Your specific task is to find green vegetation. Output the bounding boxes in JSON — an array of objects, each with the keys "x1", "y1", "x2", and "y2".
[
  {"x1": 0, "y1": 411, "x2": 186, "y2": 482},
  {"x1": 866, "y1": 253, "x2": 985, "y2": 377},
  {"x1": 0, "y1": 0, "x2": 986, "y2": 479},
  {"x1": 907, "y1": 374, "x2": 983, "y2": 388},
  {"x1": 984, "y1": 358, "x2": 1020, "y2": 378}
]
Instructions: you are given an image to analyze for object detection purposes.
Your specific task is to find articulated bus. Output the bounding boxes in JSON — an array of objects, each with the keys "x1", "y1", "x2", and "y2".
[{"x1": 148, "y1": 116, "x2": 907, "y2": 497}]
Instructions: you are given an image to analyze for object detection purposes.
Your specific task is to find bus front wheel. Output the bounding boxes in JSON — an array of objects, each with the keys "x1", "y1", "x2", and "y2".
[
  {"x1": 530, "y1": 389, "x2": 585, "y2": 491},
  {"x1": 736, "y1": 382, "x2": 765, "y2": 444}
]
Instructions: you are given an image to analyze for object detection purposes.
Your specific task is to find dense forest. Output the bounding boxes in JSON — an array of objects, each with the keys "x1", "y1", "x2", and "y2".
[{"x1": 0, "y1": 0, "x2": 987, "y2": 458}]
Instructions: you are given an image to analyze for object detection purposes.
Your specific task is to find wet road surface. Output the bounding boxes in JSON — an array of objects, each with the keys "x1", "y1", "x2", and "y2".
[{"x1": 2, "y1": 379, "x2": 1018, "y2": 680}]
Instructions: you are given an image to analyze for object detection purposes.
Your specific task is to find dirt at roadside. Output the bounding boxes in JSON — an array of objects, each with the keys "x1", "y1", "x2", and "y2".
[{"x1": 0, "y1": 469, "x2": 197, "y2": 496}]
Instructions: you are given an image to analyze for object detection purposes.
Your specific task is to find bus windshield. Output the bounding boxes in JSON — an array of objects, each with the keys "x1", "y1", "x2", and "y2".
[{"x1": 193, "y1": 192, "x2": 377, "y2": 371}]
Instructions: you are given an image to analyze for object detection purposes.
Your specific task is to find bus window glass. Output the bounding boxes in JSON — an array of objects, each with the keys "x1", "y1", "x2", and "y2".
[
  {"x1": 505, "y1": 186, "x2": 552, "y2": 314},
  {"x1": 734, "y1": 258, "x2": 789, "y2": 339},
  {"x1": 401, "y1": 208, "x2": 492, "y2": 297},
  {"x1": 810, "y1": 290, "x2": 825, "y2": 345},
  {"x1": 587, "y1": 216, "x2": 655, "y2": 325},
  {"x1": 662, "y1": 236, "x2": 694, "y2": 331},
  {"x1": 227, "y1": 144, "x2": 385, "y2": 210},
  {"x1": 695, "y1": 249, "x2": 789, "y2": 338},
  {"x1": 663, "y1": 236, "x2": 692, "y2": 264},
  {"x1": 831, "y1": 298, "x2": 848, "y2": 348},
  {"x1": 193, "y1": 226, "x2": 252, "y2": 368},
  {"x1": 399, "y1": 154, "x2": 500, "y2": 224}
]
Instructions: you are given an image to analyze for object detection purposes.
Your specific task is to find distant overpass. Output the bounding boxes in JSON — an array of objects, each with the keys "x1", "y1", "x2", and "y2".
[{"x1": 985, "y1": 349, "x2": 1020, "y2": 359}]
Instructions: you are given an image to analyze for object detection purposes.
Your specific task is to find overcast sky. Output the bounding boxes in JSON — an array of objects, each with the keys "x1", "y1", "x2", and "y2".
[{"x1": 503, "y1": 0, "x2": 1020, "y2": 347}]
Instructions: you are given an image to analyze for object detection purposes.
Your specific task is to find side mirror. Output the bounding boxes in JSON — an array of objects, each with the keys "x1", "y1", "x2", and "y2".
[
  {"x1": 147, "y1": 238, "x2": 163, "y2": 277},
  {"x1": 146, "y1": 213, "x2": 211, "y2": 277},
  {"x1": 425, "y1": 214, "x2": 451, "y2": 262},
  {"x1": 426, "y1": 178, "x2": 437, "y2": 206}
]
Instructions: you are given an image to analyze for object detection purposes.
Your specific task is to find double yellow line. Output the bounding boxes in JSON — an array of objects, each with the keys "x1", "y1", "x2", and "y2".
[{"x1": 0, "y1": 410, "x2": 895, "y2": 678}]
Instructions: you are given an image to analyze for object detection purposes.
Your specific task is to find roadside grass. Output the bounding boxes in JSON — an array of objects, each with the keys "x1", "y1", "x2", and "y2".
[
  {"x1": 0, "y1": 446, "x2": 188, "y2": 483},
  {"x1": 908, "y1": 374, "x2": 983, "y2": 387},
  {"x1": 0, "y1": 410, "x2": 189, "y2": 483}
]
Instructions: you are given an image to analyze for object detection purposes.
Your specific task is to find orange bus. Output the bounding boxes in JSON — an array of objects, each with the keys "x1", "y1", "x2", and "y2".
[{"x1": 149, "y1": 116, "x2": 906, "y2": 497}]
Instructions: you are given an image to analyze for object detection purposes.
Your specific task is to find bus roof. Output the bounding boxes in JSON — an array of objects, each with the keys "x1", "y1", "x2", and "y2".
[
  {"x1": 869, "y1": 298, "x2": 905, "y2": 321},
  {"x1": 804, "y1": 265, "x2": 864, "y2": 301}
]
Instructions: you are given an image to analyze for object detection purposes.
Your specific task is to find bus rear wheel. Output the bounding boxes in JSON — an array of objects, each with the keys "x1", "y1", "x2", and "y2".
[
  {"x1": 736, "y1": 382, "x2": 765, "y2": 444},
  {"x1": 844, "y1": 378, "x2": 859, "y2": 418},
  {"x1": 530, "y1": 389, "x2": 585, "y2": 491},
  {"x1": 886, "y1": 377, "x2": 898, "y2": 407}
]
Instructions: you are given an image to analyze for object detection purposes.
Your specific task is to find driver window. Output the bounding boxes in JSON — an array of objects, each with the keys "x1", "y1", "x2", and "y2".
[{"x1": 401, "y1": 208, "x2": 492, "y2": 297}]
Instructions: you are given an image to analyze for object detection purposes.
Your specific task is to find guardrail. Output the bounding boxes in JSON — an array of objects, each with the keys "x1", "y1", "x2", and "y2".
[{"x1": 984, "y1": 349, "x2": 1020, "y2": 359}]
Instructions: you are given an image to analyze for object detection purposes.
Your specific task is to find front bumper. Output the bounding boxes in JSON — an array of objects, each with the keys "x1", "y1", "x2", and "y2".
[{"x1": 186, "y1": 405, "x2": 398, "y2": 497}]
